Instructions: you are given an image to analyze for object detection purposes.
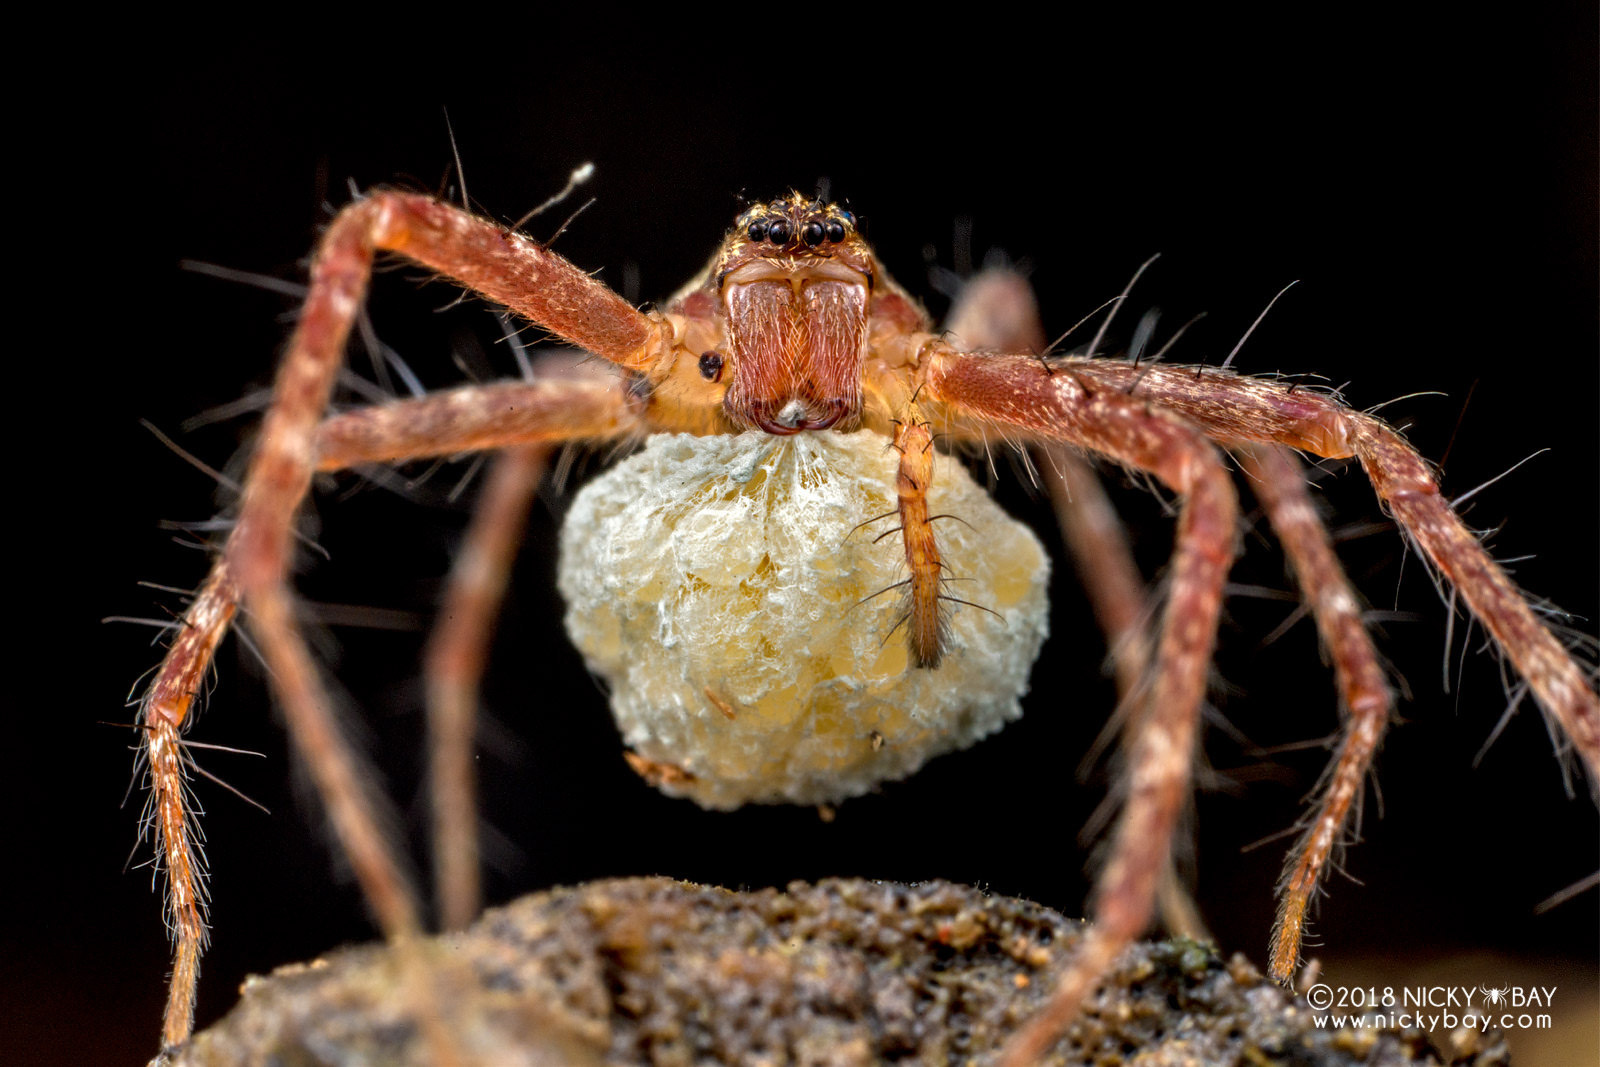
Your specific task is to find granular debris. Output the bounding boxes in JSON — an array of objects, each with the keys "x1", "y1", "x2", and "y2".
[{"x1": 173, "y1": 877, "x2": 1508, "y2": 1066}]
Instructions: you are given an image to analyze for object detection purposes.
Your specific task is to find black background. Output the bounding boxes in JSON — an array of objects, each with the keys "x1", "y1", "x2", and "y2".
[{"x1": 16, "y1": 13, "x2": 1597, "y2": 1065}]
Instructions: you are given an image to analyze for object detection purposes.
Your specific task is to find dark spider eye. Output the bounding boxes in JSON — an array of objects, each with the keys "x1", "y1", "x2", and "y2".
[
  {"x1": 766, "y1": 219, "x2": 792, "y2": 244},
  {"x1": 699, "y1": 351, "x2": 724, "y2": 382},
  {"x1": 747, "y1": 220, "x2": 769, "y2": 242},
  {"x1": 825, "y1": 219, "x2": 845, "y2": 242},
  {"x1": 838, "y1": 210, "x2": 854, "y2": 228},
  {"x1": 802, "y1": 220, "x2": 826, "y2": 246}
]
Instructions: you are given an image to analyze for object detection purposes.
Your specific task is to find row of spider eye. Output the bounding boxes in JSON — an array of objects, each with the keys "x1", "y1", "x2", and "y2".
[{"x1": 747, "y1": 212, "x2": 852, "y2": 247}]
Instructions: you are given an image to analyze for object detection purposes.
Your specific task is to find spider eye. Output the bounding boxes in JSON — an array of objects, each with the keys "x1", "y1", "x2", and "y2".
[
  {"x1": 766, "y1": 219, "x2": 792, "y2": 245},
  {"x1": 838, "y1": 210, "x2": 855, "y2": 228},
  {"x1": 825, "y1": 219, "x2": 846, "y2": 243},
  {"x1": 802, "y1": 220, "x2": 826, "y2": 246},
  {"x1": 698, "y1": 351, "x2": 724, "y2": 382},
  {"x1": 747, "y1": 220, "x2": 770, "y2": 242}
]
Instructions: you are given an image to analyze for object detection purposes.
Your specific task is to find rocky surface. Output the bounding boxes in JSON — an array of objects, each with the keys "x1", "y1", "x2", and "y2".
[{"x1": 173, "y1": 877, "x2": 1506, "y2": 1066}]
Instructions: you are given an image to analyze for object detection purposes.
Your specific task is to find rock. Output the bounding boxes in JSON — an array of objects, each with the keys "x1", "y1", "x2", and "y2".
[{"x1": 174, "y1": 878, "x2": 1501, "y2": 1066}]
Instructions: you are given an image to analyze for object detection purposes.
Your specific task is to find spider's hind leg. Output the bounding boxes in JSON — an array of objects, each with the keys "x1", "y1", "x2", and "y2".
[
  {"x1": 1038, "y1": 445, "x2": 1211, "y2": 944},
  {"x1": 424, "y1": 445, "x2": 548, "y2": 932},
  {"x1": 1235, "y1": 443, "x2": 1394, "y2": 983}
]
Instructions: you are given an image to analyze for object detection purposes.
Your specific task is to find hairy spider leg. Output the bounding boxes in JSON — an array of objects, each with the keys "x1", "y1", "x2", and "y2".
[
  {"x1": 944, "y1": 267, "x2": 1203, "y2": 941},
  {"x1": 139, "y1": 191, "x2": 658, "y2": 1054},
  {"x1": 917, "y1": 348, "x2": 1239, "y2": 1066},
  {"x1": 424, "y1": 445, "x2": 549, "y2": 932},
  {"x1": 892, "y1": 408, "x2": 947, "y2": 667},
  {"x1": 1236, "y1": 443, "x2": 1393, "y2": 982},
  {"x1": 1062, "y1": 358, "x2": 1600, "y2": 781},
  {"x1": 920, "y1": 347, "x2": 1597, "y2": 1062}
]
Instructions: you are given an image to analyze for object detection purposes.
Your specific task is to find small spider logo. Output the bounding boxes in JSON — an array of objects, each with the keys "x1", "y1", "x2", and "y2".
[{"x1": 1479, "y1": 985, "x2": 1511, "y2": 1007}]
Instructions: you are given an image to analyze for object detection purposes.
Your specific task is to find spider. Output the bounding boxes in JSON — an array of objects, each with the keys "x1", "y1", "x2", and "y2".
[
  {"x1": 134, "y1": 181, "x2": 1599, "y2": 1066},
  {"x1": 1479, "y1": 985, "x2": 1511, "y2": 1008}
]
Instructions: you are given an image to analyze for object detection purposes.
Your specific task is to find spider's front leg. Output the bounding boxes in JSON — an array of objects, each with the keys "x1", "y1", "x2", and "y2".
[
  {"x1": 942, "y1": 267, "x2": 1200, "y2": 937},
  {"x1": 139, "y1": 191, "x2": 662, "y2": 1055},
  {"x1": 1065, "y1": 359, "x2": 1600, "y2": 779},
  {"x1": 917, "y1": 346, "x2": 1239, "y2": 1066},
  {"x1": 941, "y1": 270, "x2": 1158, "y2": 704}
]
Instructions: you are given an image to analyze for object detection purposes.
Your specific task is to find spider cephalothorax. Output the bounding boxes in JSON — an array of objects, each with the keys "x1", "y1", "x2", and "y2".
[{"x1": 706, "y1": 193, "x2": 879, "y2": 433}]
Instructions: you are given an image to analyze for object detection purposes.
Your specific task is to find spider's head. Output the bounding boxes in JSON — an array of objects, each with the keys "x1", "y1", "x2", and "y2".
[
  {"x1": 729, "y1": 193, "x2": 865, "y2": 261},
  {"x1": 713, "y1": 192, "x2": 874, "y2": 435}
]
